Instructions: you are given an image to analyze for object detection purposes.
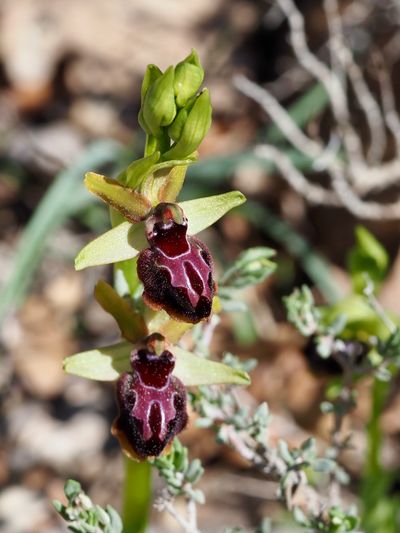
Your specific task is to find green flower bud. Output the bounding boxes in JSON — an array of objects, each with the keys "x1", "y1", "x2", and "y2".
[
  {"x1": 138, "y1": 64, "x2": 162, "y2": 134},
  {"x1": 163, "y1": 89, "x2": 212, "y2": 161},
  {"x1": 174, "y1": 49, "x2": 204, "y2": 108},
  {"x1": 168, "y1": 96, "x2": 196, "y2": 142},
  {"x1": 142, "y1": 66, "x2": 176, "y2": 137}
]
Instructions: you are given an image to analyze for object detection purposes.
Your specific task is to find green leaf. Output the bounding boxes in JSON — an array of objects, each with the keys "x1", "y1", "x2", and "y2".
[
  {"x1": 64, "y1": 343, "x2": 250, "y2": 386},
  {"x1": 348, "y1": 226, "x2": 389, "y2": 294},
  {"x1": 63, "y1": 342, "x2": 132, "y2": 381},
  {"x1": 85, "y1": 172, "x2": 151, "y2": 222},
  {"x1": 173, "y1": 347, "x2": 250, "y2": 386},
  {"x1": 180, "y1": 190, "x2": 246, "y2": 235},
  {"x1": 75, "y1": 221, "x2": 147, "y2": 270},
  {"x1": 75, "y1": 191, "x2": 246, "y2": 270},
  {"x1": 94, "y1": 280, "x2": 147, "y2": 342}
]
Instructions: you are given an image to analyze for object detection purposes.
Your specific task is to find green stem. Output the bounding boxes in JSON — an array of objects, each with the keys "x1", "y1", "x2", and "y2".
[
  {"x1": 361, "y1": 377, "x2": 395, "y2": 533},
  {"x1": 122, "y1": 458, "x2": 152, "y2": 533}
]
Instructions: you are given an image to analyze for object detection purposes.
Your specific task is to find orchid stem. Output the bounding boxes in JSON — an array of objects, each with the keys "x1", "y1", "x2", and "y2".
[{"x1": 122, "y1": 458, "x2": 152, "y2": 533}]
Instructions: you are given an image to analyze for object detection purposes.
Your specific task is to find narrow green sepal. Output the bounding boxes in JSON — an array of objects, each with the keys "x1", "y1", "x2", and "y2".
[
  {"x1": 84, "y1": 172, "x2": 151, "y2": 222},
  {"x1": 173, "y1": 347, "x2": 250, "y2": 386},
  {"x1": 94, "y1": 280, "x2": 148, "y2": 343},
  {"x1": 174, "y1": 49, "x2": 204, "y2": 107},
  {"x1": 162, "y1": 89, "x2": 212, "y2": 161},
  {"x1": 63, "y1": 342, "x2": 132, "y2": 381},
  {"x1": 142, "y1": 66, "x2": 176, "y2": 137},
  {"x1": 181, "y1": 190, "x2": 246, "y2": 235},
  {"x1": 75, "y1": 221, "x2": 146, "y2": 271}
]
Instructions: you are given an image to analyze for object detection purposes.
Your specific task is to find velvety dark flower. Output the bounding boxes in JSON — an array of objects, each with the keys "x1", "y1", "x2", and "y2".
[
  {"x1": 137, "y1": 202, "x2": 216, "y2": 323},
  {"x1": 112, "y1": 335, "x2": 188, "y2": 459}
]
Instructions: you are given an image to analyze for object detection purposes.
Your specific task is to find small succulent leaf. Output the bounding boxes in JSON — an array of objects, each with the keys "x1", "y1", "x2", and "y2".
[
  {"x1": 220, "y1": 247, "x2": 276, "y2": 289},
  {"x1": 173, "y1": 347, "x2": 250, "y2": 386},
  {"x1": 63, "y1": 342, "x2": 132, "y2": 381},
  {"x1": 94, "y1": 280, "x2": 147, "y2": 342},
  {"x1": 85, "y1": 172, "x2": 151, "y2": 222},
  {"x1": 180, "y1": 190, "x2": 246, "y2": 235},
  {"x1": 116, "y1": 151, "x2": 160, "y2": 188},
  {"x1": 145, "y1": 308, "x2": 193, "y2": 344},
  {"x1": 75, "y1": 192, "x2": 245, "y2": 270},
  {"x1": 75, "y1": 222, "x2": 147, "y2": 270}
]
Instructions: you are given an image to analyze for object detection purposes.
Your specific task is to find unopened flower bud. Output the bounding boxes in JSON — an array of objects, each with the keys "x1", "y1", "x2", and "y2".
[
  {"x1": 163, "y1": 89, "x2": 212, "y2": 161},
  {"x1": 138, "y1": 64, "x2": 162, "y2": 134},
  {"x1": 141, "y1": 66, "x2": 176, "y2": 137},
  {"x1": 112, "y1": 335, "x2": 188, "y2": 459},
  {"x1": 137, "y1": 203, "x2": 216, "y2": 323},
  {"x1": 174, "y1": 49, "x2": 204, "y2": 108},
  {"x1": 168, "y1": 96, "x2": 195, "y2": 142}
]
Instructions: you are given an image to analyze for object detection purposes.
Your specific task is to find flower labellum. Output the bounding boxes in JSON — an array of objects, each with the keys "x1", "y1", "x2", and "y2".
[
  {"x1": 137, "y1": 202, "x2": 216, "y2": 323},
  {"x1": 112, "y1": 335, "x2": 188, "y2": 459}
]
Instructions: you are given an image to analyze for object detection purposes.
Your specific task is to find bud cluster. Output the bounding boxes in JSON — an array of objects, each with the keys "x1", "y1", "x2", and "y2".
[{"x1": 138, "y1": 50, "x2": 212, "y2": 161}]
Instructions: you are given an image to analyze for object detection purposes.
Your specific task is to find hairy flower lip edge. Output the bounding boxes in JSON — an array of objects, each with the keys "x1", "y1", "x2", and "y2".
[
  {"x1": 138, "y1": 202, "x2": 216, "y2": 324},
  {"x1": 112, "y1": 335, "x2": 189, "y2": 459}
]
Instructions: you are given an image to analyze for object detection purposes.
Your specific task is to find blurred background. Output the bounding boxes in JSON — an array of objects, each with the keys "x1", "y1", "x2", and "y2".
[{"x1": 2, "y1": 0, "x2": 400, "y2": 531}]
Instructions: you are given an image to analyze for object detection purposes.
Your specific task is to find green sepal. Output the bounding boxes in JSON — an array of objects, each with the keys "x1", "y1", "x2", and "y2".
[
  {"x1": 173, "y1": 346, "x2": 250, "y2": 386},
  {"x1": 94, "y1": 280, "x2": 147, "y2": 343},
  {"x1": 116, "y1": 151, "x2": 160, "y2": 188},
  {"x1": 182, "y1": 190, "x2": 246, "y2": 235},
  {"x1": 63, "y1": 342, "x2": 250, "y2": 386},
  {"x1": 75, "y1": 221, "x2": 146, "y2": 270},
  {"x1": 142, "y1": 66, "x2": 176, "y2": 137},
  {"x1": 84, "y1": 172, "x2": 151, "y2": 222},
  {"x1": 174, "y1": 49, "x2": 204, "y2": 108},
  {"x1": 74, "y1": 191, "x2": 246, "y2": 270},
  {"x1": 75, "y1": 191, "x2": 246, "y2": 270},
  {"x1": 63, "y1": 342, "x2": 131, "y2": 381},
  {"x1": 162, "y1": 89, "x2": 212, "y2": 161}
]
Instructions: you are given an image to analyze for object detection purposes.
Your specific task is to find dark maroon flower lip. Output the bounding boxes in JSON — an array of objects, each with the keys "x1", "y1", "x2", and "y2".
[
  {"x1": 137, "y1": 203, "x2": 216, "y2": 323},
  {"x1": 112, "y1": 335, "x2": 188, "y2": 459}
]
